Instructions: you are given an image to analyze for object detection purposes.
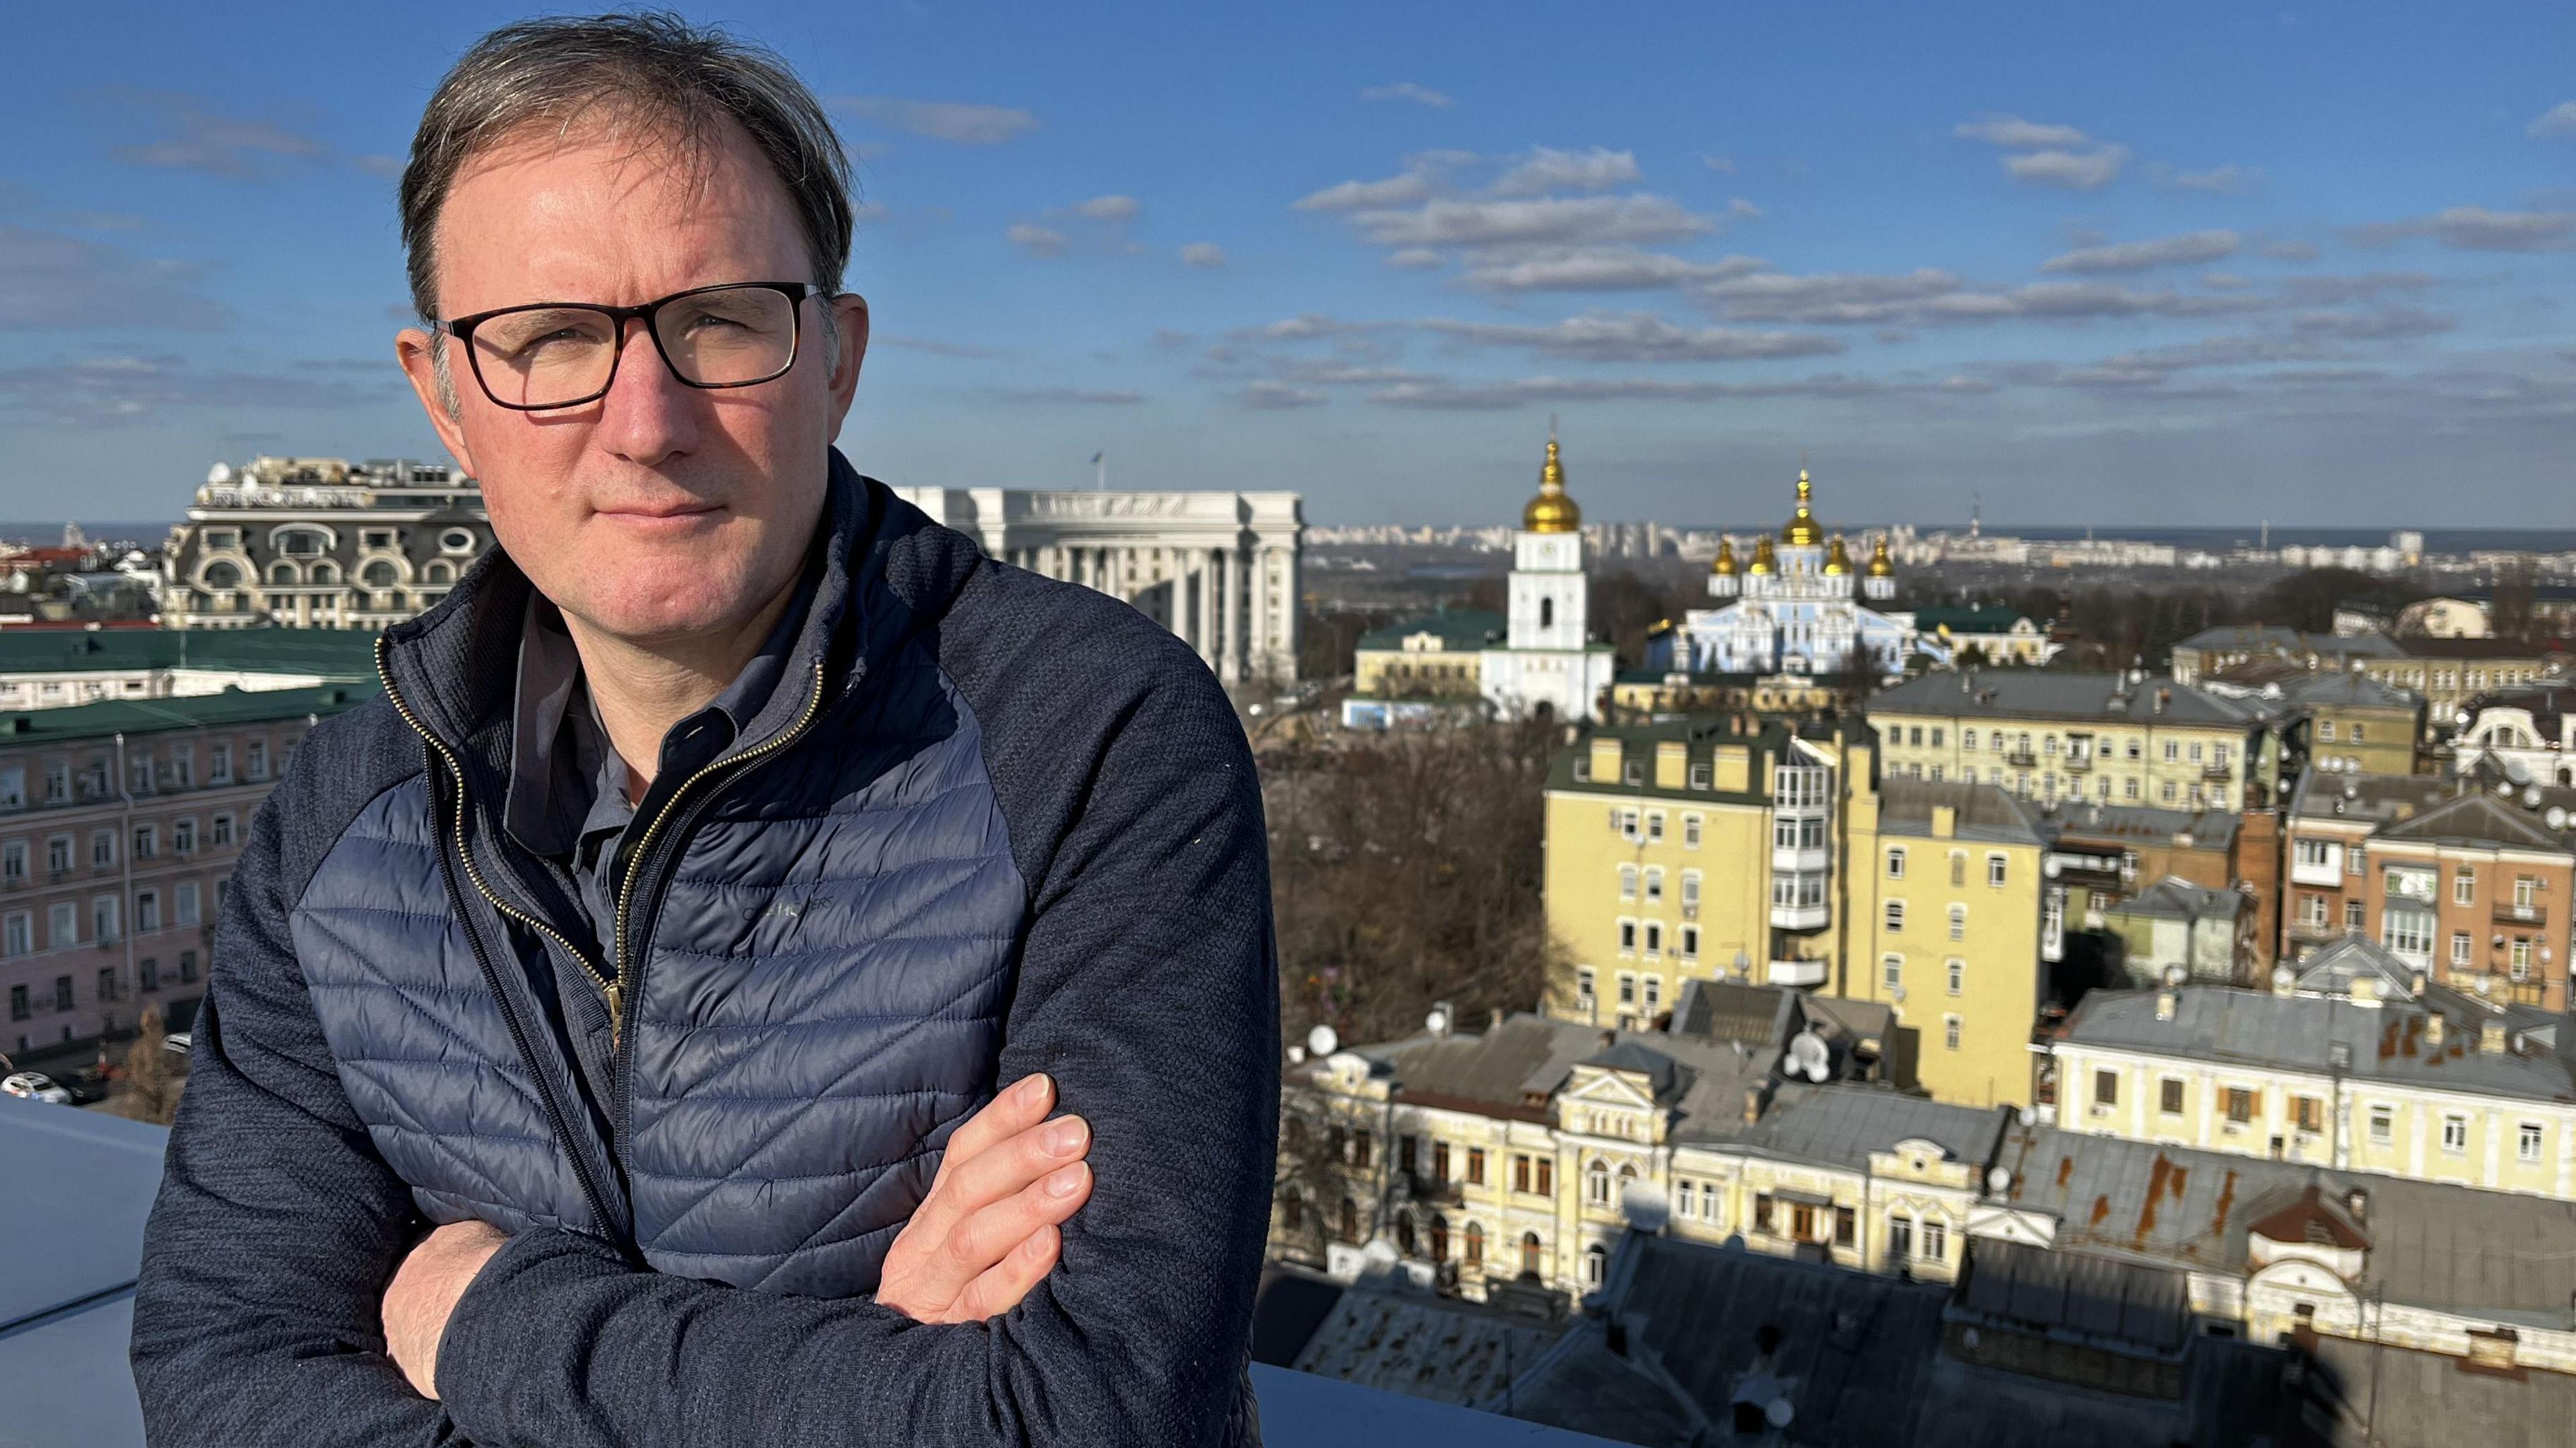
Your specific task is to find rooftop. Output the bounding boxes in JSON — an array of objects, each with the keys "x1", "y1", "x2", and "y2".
[
  {"x1": 0, "y1": 627, "x2": 382, "y2": 679},
  {"x1": 1868, "y1": 671, "x2": 2259, "y2": 729},
  {"x1": 1910, "y1": 605, "x2": 2037, "y2": 634},
  {"x1": 2047, "y1": 800, "x2": 2241, "y2": 851},
  {"x1": 2107, "y1": 875, "x2": 2247, "y2": 923},
  {"x1": 1, "y1": 680, "x2": 379, "y2": 746},
  {"x1": 1876, "y1": 775, "x2": 2048, "y2": 847},
  {"x1": 1358, "y1": 607, "x2": 1507, "y2": 654}
]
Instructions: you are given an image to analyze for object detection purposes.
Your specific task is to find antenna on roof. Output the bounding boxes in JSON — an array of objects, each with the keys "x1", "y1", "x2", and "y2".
[{"x1": 1788, "y1": 1031, "x2": 1833, "y2": 1082}]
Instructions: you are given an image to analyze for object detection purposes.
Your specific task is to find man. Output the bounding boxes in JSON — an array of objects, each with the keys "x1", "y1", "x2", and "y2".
[{"x1": 129, "y1": 14, "x2": 1277, "y2": 1446}]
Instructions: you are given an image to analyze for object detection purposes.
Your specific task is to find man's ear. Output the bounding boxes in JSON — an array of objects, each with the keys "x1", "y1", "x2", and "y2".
[
  {"x1": 396, "y1": 326, "x2": 481, "y2": 480},
  {"x1": 823, "y1": 293, "x2": 869, "y2": 433}
]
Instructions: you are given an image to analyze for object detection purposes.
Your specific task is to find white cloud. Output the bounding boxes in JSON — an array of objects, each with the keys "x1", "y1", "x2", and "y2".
[
  {"x1": 1366, "y1": 372, "x2": 1920, "y2": 410},
  {"x1": 0, "y1": 224, "x2": 227, "y2": 329},
  {"x1": 994, "y1": 386, "x2": 1144, "y2": 405},
  {"x1": 1954, "y1": 113, "x2": 2094, "y2": 149},
  {"x1": 2263, "y1": 239, "x2": 2321, "y2": 261},
  {"x1": 2279, "y1": 271, "x2": 2432, "y2": 304},
  {"x1": 1241, "y1": 381, "x2": 1328, "y2": 408},
  {"x1": 2528, "y1": 101, "x2": 2576, "y2": 140},
  {"x1": 1351, "y1": 194, "x2": 1713, "y2": 249},
  {"x1": 2348, "y1": 206, "x2": 2576, "y2": 252},
  {"x1": 1179, "y1": 241, "x2": 1227, "y2": 268},
  {"x1": 2289, "y1": 307, "x2": 2457, "y2": 340},
  {"x1": 2201, "y1": 272, "x2": 2250, "y2": 290},
  {"x1": 1696, "y1": 268, "x2": 2251, "y2": 326},
  {"x1": 1386, "y1": 248, "x2": 1445, "y2": 270},
  {"x1": 1007, "y1": 223, "x2": 1066, "y2": 257},
  {"x1": 2004, "y1": 146, "x2": 2130, "y2": 190},
  {"x1": 1074, "y1": 194, "x2": 1141, "y2": 221},
  {"x1": 1420, "y1": 311, "x2": 1843, "y2": 362},
  {"x1": 1227, "y1": 313, "x2": 1372, "y2": 342},
  {"x1": 1491, "y1": 147, "x2": 1642, "y2": 197},
  {"x1": 1460, "y1": 248, "x2": 1765, "y2": 292},
  {"x1": 1359, "y1": 82, "x2": 1453, "y2": 109},
  {"x1": 109, "y1": 94, "x2": 327, "y2": 176},
  {"x1": 2166, "y1": 163, "x2": 2263, "y2": 194},
  {"x1": 1293, "y1": 169, "x2": 1443, "y2": 213},
  {"x1": 2041, "y1": 229, "x2": 2241, "y2": 274},
  {"x1": 837, "y1": 97, "x2": 1038, "y2": 145},
  {"x1": 1703, "y1": 154, "x2": 1737, "y2": 175}
]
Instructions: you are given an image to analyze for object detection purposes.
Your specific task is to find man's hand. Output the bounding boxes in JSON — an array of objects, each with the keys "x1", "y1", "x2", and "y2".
[
  {"x1": 383, "y1": 1218, "x2": 509, "y2": 1399},
  {"x1": 877, "y1": 1072, "x2": 1093, "y2": 1324}
]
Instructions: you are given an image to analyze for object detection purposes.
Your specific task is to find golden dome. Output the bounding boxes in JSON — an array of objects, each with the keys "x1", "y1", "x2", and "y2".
[
  {"x1": 1823, "y1": 535, "x2": 1851, "y2": 575},
  {"x1": 1521, "y1": 435, "x2": 1580, "y2": 533},
  {"x1": 1710, "y1": 537, "x2": 1739, "y2": 575},
  {"x1": 1748, "y1": 537, "x2": 1776, "y2": 574},
  {"x1": 1866, "y1": 533, "x2": 1896, "y2": 577},
  {"x1": 1781, "y1": 468, "x2": 1826, "y2": 546}
]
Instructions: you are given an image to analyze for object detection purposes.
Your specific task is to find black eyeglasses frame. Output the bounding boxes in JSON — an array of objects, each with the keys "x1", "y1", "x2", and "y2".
[{"x1": 436, "y1": 280, "x2": 820, "y2": 412}]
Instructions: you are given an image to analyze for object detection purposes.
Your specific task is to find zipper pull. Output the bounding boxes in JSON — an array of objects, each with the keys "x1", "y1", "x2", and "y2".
[{"x1": 604, "y1": 980, "x2": 623, "y2": 1044}]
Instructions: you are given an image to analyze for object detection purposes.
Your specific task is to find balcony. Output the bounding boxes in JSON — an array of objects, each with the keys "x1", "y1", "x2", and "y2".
[
  {"x1": 1770, "y1": 845, "x2": 1830, "y2": 874},
  {"x1": 2004, "y1": 748, "x2": 2037, "y2": 768},
  {"x1": 2064, "y1": 753, "x2": 2092, "y2": 772},
  {"x1": 1768, "y1": 957, "x2": 1829, "y2": 988},
  {"x1": 1770, "y1": 901, "x2": 1829, "y2": 931},
  {"x1": 2288, "y1": 854, "x2": 2343, "y2": 889},
  {"x1": 2496, "y1": 901, "x2": 2546, "y2": 926},
  {"x1": 2202, "y1": 761, "x2": 2233, "y2": 780},
  {"x1": 2287, "y1": 919, "x2": 2345, "y2": 946},
  {"x1": 1398, "y1": 1170, "x2": 1465, "y2": 1207}
]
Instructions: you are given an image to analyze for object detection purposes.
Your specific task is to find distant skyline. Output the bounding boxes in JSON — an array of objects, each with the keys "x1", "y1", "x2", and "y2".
[{"x1": 3, "y1": 1, "x2": 2573, "y2": 526}]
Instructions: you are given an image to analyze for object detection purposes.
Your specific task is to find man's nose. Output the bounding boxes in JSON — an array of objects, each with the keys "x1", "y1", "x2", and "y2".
[{"x1": 593, "y1": 316, "x2": 702, "y2": 468}]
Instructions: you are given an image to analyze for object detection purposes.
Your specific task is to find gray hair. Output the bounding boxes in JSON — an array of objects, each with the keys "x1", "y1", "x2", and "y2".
[{"x1": 399, "y1": 11, "x2": 854, "y2": 413}]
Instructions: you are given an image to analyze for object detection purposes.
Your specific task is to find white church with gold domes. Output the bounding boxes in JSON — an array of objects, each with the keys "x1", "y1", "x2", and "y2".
[
  {"x1": 1479, "y1": 432, "x2": 1617, "y2": 722},
  {"x1": 1650, "y1": 467, "x2": 1937, "y2": 680}
]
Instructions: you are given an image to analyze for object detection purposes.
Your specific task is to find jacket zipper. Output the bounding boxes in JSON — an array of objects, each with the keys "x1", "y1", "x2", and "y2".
[
  {"x1": 377, "y1": 635, "x2": 629, "y2": 1252},
  {"x1": 608, "y1": 659, "x2": 829, "y2": 1150}
]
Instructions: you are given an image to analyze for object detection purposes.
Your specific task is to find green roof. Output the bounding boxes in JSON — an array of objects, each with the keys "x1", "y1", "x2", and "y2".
[
  {"x1": 0, "y1": 627, "x2": 382, "y2": 679},
  {"x1": 1357, "y1": 607, "x2": 1505, "y2": 653},
  {"x1": 0, "y1": 681, "x2": 379, "y2": 745}
]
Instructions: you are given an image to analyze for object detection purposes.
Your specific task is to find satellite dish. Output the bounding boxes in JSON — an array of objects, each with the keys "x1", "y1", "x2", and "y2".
[
  {"x1": 2548, "y1": 807, "x2": 2568, "y2": 830},
  {"x1": 1767, "y1": 1398, "x2": 1796, "y2": 1429},
  {"x1": 1306, "y1": 1024, "x2": 1340, "y2": 1059},
  {"x1": 1889, "y1": 985, "x2": 1907, "y2": 1003},
  {"x1": 2165, "y1": 964, "x2": 2188, "y2": 987},
  {"x1": 1425, "y1": 1008, "x2": 1449, "y2": 1036},
  {"x1": 1986, "y1": 1165, "x2": 2013, "y2": 1195},
  {"x1": 2508, "y1": 759, "x2": 2534, "y2": 784},
  {"x1": 1287, "y1": 1045, "x2": 1307, "y2": 1065},
  {"x1": 2527, "y1": 786, "x2": 2546, "y2": 809},
  {"x1": 1788, "y1": 1032, "x2": 1833, "y2": 1082}
]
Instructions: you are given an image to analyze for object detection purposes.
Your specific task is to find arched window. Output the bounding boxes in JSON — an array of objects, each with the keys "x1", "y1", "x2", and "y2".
[
  {"x1": 309, "y1": 561, "x2": 339, "y2": 584},
  {"x1": 423, "y1": 559, "x2": 455, "y2": 586},
  {"x1": 1396, "y1": 1209, "x2": 1417, "y2": 1257},
  {"x1": 1428, "y1": 1213, "x2": 1448, "y2": 1262},
  {"x1": 1519, "y1": 1231, "x2": 1544, "y2": 1279},
  {"x1": 267, "y1": 561, "x2": 297, "y2": 586},
  {"x1": 201, "y1": 561, "x2": 240, "y2": 590},
  {"x1": 1464, "y1": 1221, "x2": 1484, "y2": 1268},
  {"x1": 275, "y1": 528, "x2": 329, "y2": 557},
  {"x1": 361, "y1": 560, "x2": 398, "y2": 588},
  {"x1": 1616, "y1": 1163, "x2": 1638, "y2": 1201},
  {"x1": 1340, "y1": 1197, "x2": 1359, "y2": 1243},
  {"x1": 1540, "y1": 596, "x2": 1555, "y2": 629},
  {"x1": 1584, "y1": 1242, "x2": 1608, "y2": 1286},
  {"x1": 1586, "y1": 1158, "x2": 1611, "y2": 1205},
  {"x1": 440, "y1": 528, "x2": 477, "y2": 554}
]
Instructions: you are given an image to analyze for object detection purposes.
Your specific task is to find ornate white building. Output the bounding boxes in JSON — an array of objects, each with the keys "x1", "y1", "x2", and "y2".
[
  {"x1": 1479, "y1": 435, "x2": 1615, "y2": 722},
  {"x1": 162, "y1": 457, "x2": 492, "y2": 630},
  {"x1": 891, "y1": 486, "x2": 1303, "y2": 687},
  {"x1": 1652, "y1": 469, "x2": 1934, "y2": 681}
]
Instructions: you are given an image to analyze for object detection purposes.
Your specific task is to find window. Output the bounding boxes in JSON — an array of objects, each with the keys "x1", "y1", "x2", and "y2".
[
  {"x1": 1619, "y1": 864, "x2": 1638, "y2": 901},
  {"x1": 49, "y1": 901, "x2": 77, "y2": 948},
  {"x1": 2094, "y1": 1069, "x2": 2118, "y2": 1108},
  {"x1": 0, "y1": 841, "x2": 21, "y2": 883},
  {"x1": 1688, "y1": 763, "x2": 1709, "y2": 789},
  {"x1": 1888, "y1": 1213, "x2": 1913, "y2": 1260},
  {"x1": 1617, "y1": 972, "x2": 1638, "y2": 1008},
  {"x1": 2163, "y1": 740, "x2": 2180, "y2": 762},
  {"x1": 169, "y1": 746, "x2": 193, "y2": 789},
  {"x1": 1583, "y1": 1243, "x2": 1607, "y2": 1286},
  {"x1": 2368, "y1": 1105, "x2": 2394, "y2": 1146},
  {"x1": 52, "y1": 974, "x2": 73, "y2": 1011},
  {"x1": 2295, "y1": 838, "x2": 2332, "y2": 870},
  {"x1": 1673, "y1": 1177, "x2": 1697, "y2": 1219},
  {"x1": 1536, "y1": 1159, "x2": 1552, "y2": 1196},
  {"x1": 246, "y1": 738, "x2": 268, "y2": 780},
  {"x1": 1699, "y1": 1182, "x2": 1716, "y2": 1223},
  {"x1": 2349, "y1": 724, "x2": 2365, "y2": 743},
  {"x1": 1886, "y1": 847, "x2": 1907, "y2": 879},
  {"x1": 46, "y1": 836, "x2": 70, "y2": 874},
  {"x1": 1643, "y1": 922, "x2": 1662, "y2": 958},
  {"x1": 127, "y1": 754, "x2": 154, "y2": 794},
  {"x1": 1400, "y1": 1135, "x2": 1419, "y2": 1175},
  {"x1": 2345, "y1": 899, "x2": 2365, "y2": 932},
  {"x1": 1, "y1": 912, "x2": 28, "y2": 957},
  {"x1": 2318, "y1": 719, "x2": 2336, "y2": 741},
  {"x1": 0, "y1": 767, "x2": 19, "y2": 812},
  {"x1": 5, "y1": 985, "x2": 21, "y2": 1021},
  {"x1": 1464, "y1": 1223, "x2": 1484, "y2": 1268},
  {"x1": 44, "y1": 765, "x2": 68, "y2": 804},
  {"x1": 1587, "y1": 1159, "x2": 1611, "y2": 1205},
  {"x1": 1467, "y1": 1148, "x2": 1486, "y2": 1186},
  {"x1": 92, "y1": 895, "x2": 119, "y2": 944},
  {"x1": 1645, "y1": 811, "x2": 1664, "y2": 843},
  {"x1": 1680, "y1": 925, "x2": 1699, "y2": 961},
  {"x1": 133, "y1": 824, "x2": 156, "y2": 862},
  {"x1": 2516, "y1": 875, "x2": 2539, "y2": 908},
  {"x1": 136, "y1": 890, "x2": 159, "y2": 934},
  {"x1": 172, "y1": 817, "x2": 195, "y2": 854},
  {"x1": 1835, "y1": 1205, "x2": 1857, "y2": 1247},
  {"x1": 1642, "y1": 975, "x2": 1661, "y2": 1012},
  {"x1": 2453, "y1": 933, "x2": 2473, "y2": 968},
  {"x1": 139, "y1": 957, "x2": 158, "y2": 991},
  {"x1": 2160, "y1": 1078, "x2": 2186, "y2": 1115},
  {"x1": 1946, "y1": 958, "x2": 1964, "y2": 996},
  {"x1": 1618, "y1": 921, "x2": 1636, "y2": 955},
  {"x1": 2520, "y1": 1123, "x2": 2544, "y2": 1164},
  {"x1": 91, "y1": 830, "x2": 115, "y2": 869},
  {"x1": 1882, "y1": 954, "x2": 1903, "y2": 992},
  {"x1": 212, "y1": 813, "x2": 235, "y2": 847},
  {"x1": 1576, "y1": 965, "x2": 1596, "y2": 1005},
  {"x1": 1351, "y1": 1130, "x2": 1373, "y2": 1169},
  {"x1": 178, "y1": 950, "x2": 199, "y2": 984},
  {"x1": 2223, "y1": 1087, "x2": 2255, "y2": 1125},
  {"x1": 2442, "y1": 1115, "x2": 2468, "y2": 1154},
  {"x1": 1643, "y1": 867, "x2": 1663, "y2": 904},
  {"x1": 1920, "y1": 1217, "x2": 1947, "y2": 1261},
  {"x1": 1987, "y1": 854, "x2": 2008, "y2": 887},
  {"x1": 2455, "y1": 869, "x2": 2477, "y2": 906},
  {"x1": 1513, "y1": 1154, "x2": 1532, "y2": 1194},
  {"x1": 1947, "y1": 905, "x2": 1967, "y2": 941},
  {"x1": 1682, "y1": 814, "x2": 1702, "y2": 848},
  {"x1": 2293, "y1": 1096, "x2": 2324, "y2": 1134},
  {"x1": 209, "y1": 744, "x2": 232, "y2": 785},
  {"x1": 1884, "y1": 901, "x2": 1905, "y2": 933},
  {"x1": 1943, "y1": 1015, "x2": 1962, "y2": 1050},
  {"x1": 1680, "y1": 871, "x2": 1701, "y2": 915},
  {"x1": 2383, "y1": 909, "x2": 2435, "y2": 960}
]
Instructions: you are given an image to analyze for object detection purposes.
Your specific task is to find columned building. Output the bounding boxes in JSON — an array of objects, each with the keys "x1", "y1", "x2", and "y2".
[
  {"x1": 161, "y1": 457, "x2": 490, "y2": 630},
  {"x1": 891, "y1": 486, "x2": 1304, "y2": 688},
  {"x1": 1479, "y1": 434, "x2": 1615, "y2": 723},
  {"x1": 1652, "y1": 468, "x2": 1928, "y2": 680}
]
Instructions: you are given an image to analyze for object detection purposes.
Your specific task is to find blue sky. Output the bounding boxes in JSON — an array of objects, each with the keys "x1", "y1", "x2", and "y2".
[{"x1": 3, "y1": 1, "x2": 2574, "y2": 528}]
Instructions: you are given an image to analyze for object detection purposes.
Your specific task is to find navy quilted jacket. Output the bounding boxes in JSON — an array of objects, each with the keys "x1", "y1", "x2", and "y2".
[{"x1": 128, "y1": 452, "x2": 1279, "y2": 1447}]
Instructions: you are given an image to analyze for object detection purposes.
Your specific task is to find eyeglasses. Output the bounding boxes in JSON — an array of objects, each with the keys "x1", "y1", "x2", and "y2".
[{"x1": 437, "y1": 281, "x2": 819, "y2": 411}]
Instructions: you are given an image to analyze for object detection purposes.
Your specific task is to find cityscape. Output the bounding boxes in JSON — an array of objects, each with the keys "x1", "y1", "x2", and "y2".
[{"x1": 7, "y1": 4, "x2": 2576, "y2": 1447}]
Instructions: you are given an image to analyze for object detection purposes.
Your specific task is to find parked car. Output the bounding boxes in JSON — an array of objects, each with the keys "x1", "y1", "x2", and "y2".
[{"x1": 1, "y1": 1071, "x2": 74, "y2": 1105}]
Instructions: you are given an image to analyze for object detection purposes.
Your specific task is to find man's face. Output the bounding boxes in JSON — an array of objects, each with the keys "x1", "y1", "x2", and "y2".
[{"x1": 397, "y1": 113, "x2": 868, "y2": 645}]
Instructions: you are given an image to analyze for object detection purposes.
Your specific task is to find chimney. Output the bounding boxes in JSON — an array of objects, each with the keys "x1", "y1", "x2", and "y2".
[
  {"x1": 1490, "y1": 1008, "x2": 1505, "y2": 1031},
  {"x1": 2344, "y1": 1186, "x2": 2369, "y2": 1223},
  {"x1": 2155, "y1": 990, "x2": 2178, "y2": 1021},
  {"x1": 1743, "y1": 1084, "x2": 1769, "y2": 1124},
  {"x1": 2424, "y1": 1013, "x2": 2444, "y2": 1048},
  {"x1": 2481, "y1": 1019, "x2": 2510, "y2": 1056},
  {"x1": 1601, "y1": 1029, "x2": 1617, "y2": 1050}
]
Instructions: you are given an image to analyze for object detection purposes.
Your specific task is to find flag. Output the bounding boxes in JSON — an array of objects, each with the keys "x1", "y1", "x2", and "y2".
[{"x1": 1090, "y1": 452, "x2": 1104, "y2": 465}]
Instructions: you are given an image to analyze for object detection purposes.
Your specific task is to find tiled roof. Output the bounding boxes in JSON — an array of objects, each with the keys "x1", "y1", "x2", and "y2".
[
  {"x1": 2373, "y1": 790, "x2": 2571, "y2": 852},
  {"x1": 1725, "y1": 1082, "x2": 2009, "y2": 1170},
  {"x1": 1358, "y1": 608, "x2": 1505, "y2": 653},
  {"x1": 1867, "y1": 671, "x2": 2258, "y2": 728},
  {"x1": 2058, "y1": 986, "x2": 2576, "y2": 1103},
  {"x1": 1, "y1": 680, "x2": 378, "y2": 745},
  {"x1": 1876, "y1": 775, "x2": 2047, "y2": 846}
]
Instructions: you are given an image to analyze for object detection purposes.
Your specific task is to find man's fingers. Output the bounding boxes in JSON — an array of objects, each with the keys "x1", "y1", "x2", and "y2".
[
  {"x1": 953, "y1": 1223, "x2": 1062, "y2": 1323},
  {"x1": 936, "y1": 1114, "x2": 1089, "y2": 1226},
  {"x1": 936, "y1": 1162, "x2": 1092, "y2": 1302},
  {"x1": 943, "y1": 1074, "x2": 1054, "y2": 1167}
]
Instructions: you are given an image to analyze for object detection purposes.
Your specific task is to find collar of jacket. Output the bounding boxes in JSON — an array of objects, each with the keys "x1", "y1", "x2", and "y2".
[{"x1": 376, "y1": 447, "x2": 971, "y2": 801}]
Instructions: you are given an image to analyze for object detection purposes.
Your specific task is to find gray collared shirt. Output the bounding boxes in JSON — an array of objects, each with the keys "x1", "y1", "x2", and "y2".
[{"x1": 502, "y1": 583, "x2": 810, "y2": 977}]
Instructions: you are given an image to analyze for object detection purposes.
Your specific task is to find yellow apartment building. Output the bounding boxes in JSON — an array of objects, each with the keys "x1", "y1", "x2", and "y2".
[
  {"x1": 1843, "y1": 758, "x2": 2050, "y2": 1109},
  {"x1": 1867, "y1": 671, "x2": 2283, "y2": 813},
  {"x1": 2049, "y1": 948, "x2": 2576, "y2": 1201}
]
